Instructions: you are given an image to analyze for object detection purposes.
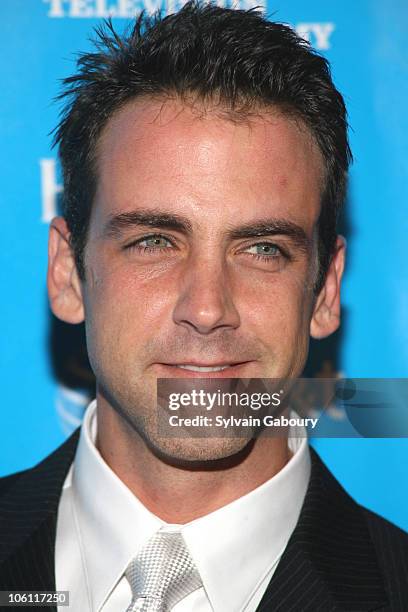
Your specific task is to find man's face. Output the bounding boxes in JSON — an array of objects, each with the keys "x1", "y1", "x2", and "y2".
[{"x1": 72, "y1": 97, "x2": 332, "y2": 461}]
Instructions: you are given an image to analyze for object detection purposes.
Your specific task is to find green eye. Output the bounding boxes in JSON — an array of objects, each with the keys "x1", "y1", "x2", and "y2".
[
  {"x1": 125, "y1": 234, "x2": 174, "y2": 253},
  {"x1": 246, "y1": 243, "x2": 281, "y2": 257},
  {"x1": 142, "y1": 235, "x2": 172, "y2": 248}
]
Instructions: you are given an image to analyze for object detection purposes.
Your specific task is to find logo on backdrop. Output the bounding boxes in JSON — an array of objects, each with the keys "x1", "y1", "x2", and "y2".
[
  {"x1": 42, "y1": 1, "x2": 335, "y2": 50},
  {"x1": 295, "y1": 22, "x2": 335, "y2": 50},
  {"x1": 43, "y1": 0, "x2": 264, "y2": 17},
  {"x1": 40, "y1": 158, "x2": 62, "y2": 222},
  {"x1": 56, "y1": 384, "x2": 91, "y2": 435}
]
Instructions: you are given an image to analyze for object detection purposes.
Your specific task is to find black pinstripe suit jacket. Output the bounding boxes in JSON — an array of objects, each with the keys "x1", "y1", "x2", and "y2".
[{"x1": 0, "y1": 430, "x2": 407, "y2": 612}]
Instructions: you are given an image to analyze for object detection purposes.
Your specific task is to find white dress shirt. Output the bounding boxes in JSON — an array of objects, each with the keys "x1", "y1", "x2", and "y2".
[{"x1": 55, "y1": 400, "x2": 311, "y2": 612}]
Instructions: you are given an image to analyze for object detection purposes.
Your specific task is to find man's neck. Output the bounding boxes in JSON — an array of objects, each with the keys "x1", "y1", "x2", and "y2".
[{"x1": 96, "y1": 399, "x2": 292, "y2": 524}]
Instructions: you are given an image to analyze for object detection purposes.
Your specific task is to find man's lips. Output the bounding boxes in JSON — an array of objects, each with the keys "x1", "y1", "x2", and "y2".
[{"x1": 154, "y1": 361, "x2": 253, "y2": 378}]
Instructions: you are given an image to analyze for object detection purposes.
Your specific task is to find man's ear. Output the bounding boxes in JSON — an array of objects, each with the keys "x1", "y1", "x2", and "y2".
[
  {"x1": 310, "y1": 236, "x2": 346, "y2": 339},
  {"x1": 47, "y1": 216, "x2": 85, "y2": 324}
]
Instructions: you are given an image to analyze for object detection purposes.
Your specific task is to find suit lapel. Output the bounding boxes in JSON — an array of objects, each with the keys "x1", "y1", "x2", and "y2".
[
  {"x1": 256, "y1": 447, "x2": 389, "y2": 611},
  {"x1": 0, "y1": 430, "x2": 80, "y2": 607}
]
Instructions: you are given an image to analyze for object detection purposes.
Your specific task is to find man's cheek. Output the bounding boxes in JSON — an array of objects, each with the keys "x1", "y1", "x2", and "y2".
[
  {"x1": 86, "y1": 243, "x2": 181, "y2": 284},
  {"x1": 86, "y1": 276, "x2": 175, "y2": 337},
  {"x1": 241, "y1": 280, "x2": 301, "y2": 323}
]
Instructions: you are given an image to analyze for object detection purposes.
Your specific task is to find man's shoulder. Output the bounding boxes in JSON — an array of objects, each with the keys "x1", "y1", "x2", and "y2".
[
  {"x1": 0, "y1": 472, "x2": 23, "y2": 497},
  {"x1": 309, "y1": 447, "x2": 408, "y2": 544},
  {"x1": 0, "y1": 429, "x2": 80, "y2": 495},
  {"x1": 361, "y1": 504, "x2": 408, "y2": 573},
  {"x1": 0, "y1": 430, "x2": 80, "y2": 528},
  {"x1": 258, "y1": 447, "x2": 408, "y2": 610},
  {"x1": 362, "y1": 504, "x2": 408, "y2": 544},
  {"x1": 311, "y1": 448, "x2": 408, "y2": 606},
  {"x1": 0, "y1": 431, "x2": 80, "y2": 589},
  {"x1": 356, "y1": 505, "x2": 408, "y2": 609}
]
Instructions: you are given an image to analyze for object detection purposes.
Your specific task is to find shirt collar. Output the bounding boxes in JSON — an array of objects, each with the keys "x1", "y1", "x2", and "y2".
[{"x1": 72, "y1": 400, "x2": 310, "y2": 612}]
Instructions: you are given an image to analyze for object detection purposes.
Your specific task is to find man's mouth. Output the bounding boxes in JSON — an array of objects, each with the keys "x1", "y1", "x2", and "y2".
[
  {"x1": 176, "y1": 364, "x2": 231, "y2": 372},
  {"x1": 156, "y1": 362, "x2": 251, "y2": 377}
]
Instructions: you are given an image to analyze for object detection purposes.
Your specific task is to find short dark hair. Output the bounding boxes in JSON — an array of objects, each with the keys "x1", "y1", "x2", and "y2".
[{"x1": 53, "y1": 0, "x2": 351, "y2": 294}]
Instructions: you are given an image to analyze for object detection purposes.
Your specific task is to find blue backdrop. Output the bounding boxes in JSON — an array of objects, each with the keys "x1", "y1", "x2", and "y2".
[{"x1": 1, "y1": 0, "x2": 407, "y2": 530}]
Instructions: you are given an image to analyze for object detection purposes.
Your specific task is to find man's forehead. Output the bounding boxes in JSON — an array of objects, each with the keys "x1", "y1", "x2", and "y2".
[
  {"x1": 96, "y1": 95, "x2": 323, "y2": 169},
  {"x1": 91, "y1": 96, "x2": 324, "y2": 233}
]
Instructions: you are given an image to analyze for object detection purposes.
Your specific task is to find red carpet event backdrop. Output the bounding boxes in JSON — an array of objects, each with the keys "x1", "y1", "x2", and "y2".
[{"x1": 1, "y1": 1, "x2": 407, "y2": 529}]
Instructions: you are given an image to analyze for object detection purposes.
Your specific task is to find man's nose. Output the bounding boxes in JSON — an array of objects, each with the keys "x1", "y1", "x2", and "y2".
[{"x1": 172, "y1": 256, "x2": 241, "y2": 335}]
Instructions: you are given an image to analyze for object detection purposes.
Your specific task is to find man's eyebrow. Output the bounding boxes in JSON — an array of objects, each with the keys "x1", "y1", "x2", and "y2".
[
  {"x1": 225, "y1": 219, "x2": 312, "y2": 252},
  {"x1": 103, "y1": 210, "x2": 312, "y2": 252},
  {"x1": 103, "y1": 209, "x2": 193, "y2": 238}
]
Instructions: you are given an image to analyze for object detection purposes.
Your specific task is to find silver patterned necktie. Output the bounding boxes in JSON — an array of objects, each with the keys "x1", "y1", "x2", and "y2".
[{"x1": 125, "y1": 531, "x2": 202, "y2": 612}]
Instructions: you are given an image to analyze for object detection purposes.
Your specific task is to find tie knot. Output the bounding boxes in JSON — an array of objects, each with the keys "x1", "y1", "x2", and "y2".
[{"x1": 125, "y1": 531, "x2": 201, "y2": 611}]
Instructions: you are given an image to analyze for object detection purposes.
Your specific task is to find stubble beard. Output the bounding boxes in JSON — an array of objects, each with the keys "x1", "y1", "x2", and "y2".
[{"x1": 99, "y1": 375, "x2": 255, "y2": 466}]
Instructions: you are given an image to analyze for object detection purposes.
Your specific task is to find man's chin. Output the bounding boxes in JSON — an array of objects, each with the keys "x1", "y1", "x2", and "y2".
[{"x1": 145, "y1": 434, "x2": 255, "y2": 469}]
